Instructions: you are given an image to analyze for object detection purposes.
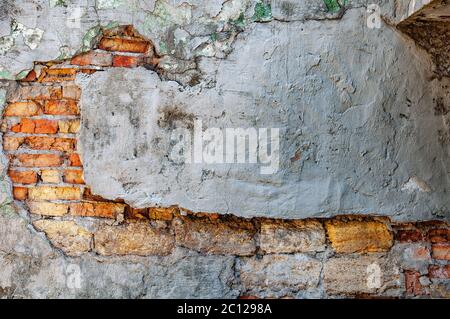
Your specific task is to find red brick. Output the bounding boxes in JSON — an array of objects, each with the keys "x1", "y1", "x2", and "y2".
[
  {"x1": 112, "y1": 55, "x2": 141, "y2": 67},
  {"x1": 24, "y1": 136, "x2": 76, "y2": 152},
  {"x1": 13, "y1": 187, "x2": 28, "y2": 200},
  {"x1": 15, "y1": 154, "x2": 63, "y2": 167},
  {"x1": 432, "y1": 244, "x2": 450, "y2": 260},
  {"x1": 396, "y1": 229, "x2": 424, "y2": 243},
  {"x1": 69, "y1": 202, "x2": 125, "y2": 218},
  {"x1": 429, "y1": 229, "x2": 450, "y2": 243},
  {"x1": 68, "y1": 153, "x2": 82, "y2": 166},
  {"x1": 63, "y1": 169, "x2": 84, "y2": 184},
  {"x1": 4, "y1": 102, "x2": 40, "y2": 117},
  {"x1": 41, "y1": 68, "x2": 77, "y2": 82},
  {"x1": 8, "y1": 170, "x2": 38, "y2": 184},
  {"x1": 20, "y1": 69, "x2": 37, "y2": 82},
  {"x1": 98, "y1": 37, "x2": 150, "y2": 53},
  {"x1": 11, "y1": 118, "x2": 58, "y2": 134},
  {"x1": 405, "y1": 270, "x2": 422, "y2": 296},
  {"x1": 43, "y1": 100, "x2": 79, "y2": 115},
  {"x1": 428, "y1": 265, "x2": 450, "y2": 279},
  {"x1": 71, "y1": 51, "x2": 113, "y2": 67}
]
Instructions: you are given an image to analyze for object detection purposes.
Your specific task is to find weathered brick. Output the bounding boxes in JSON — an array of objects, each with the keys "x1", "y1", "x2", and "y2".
[
  {"x1": 260, "y1": 219, "x2": 326, "y2": 254},
  {"x1": 4, "y1": 102, "x2": 40, "y2": 116},
  {"x1": 20, "y1": 69, "x2": 37, "y2": 82},
  {"x1": 238, "y1": 254, "x2": 322, "y2": 296},
  {"x1": 24, "y1": 136, "x2": 76, "y2": 152},
  {"x1": 428, "y1": 228, "x2": 450, "y2": 243},
  {"x1": 13, "y1": 187, "x2": 28, "y2": 200},
  {"x1": 8, "y1": 170, "x2": 37, "y2": 184},
  {"x1": 432, "y1": 244, "x2": 450, "y2": 260},
  {"x1": 405, "y1": 270, "x2": 423, "y2": 296},
  {"x1": 27, "y1": 201, "x2": 68, "y2": 216},
  {"x1": 71, "y1": 51, "x2": 113, "y2": 67},
  {"x1": 148, "y1": 207, "x2": 176, "y2": 220},
  {"x1": 395, "y1": 229, "x2": 425, "y2": 243},
  {"x1": 41, "y1": 68, "x2": 77, "y2": 82},
  {"x1": 94, "y1": 222, "x2": 174, "y2": 256},
  {"x1": 325, "y1": 218, "x2": 393, "y2": 253},
  {"x1": 15, "y1": 154, "x2": 63, "y2": 167},
  {"x1": 428, "y1": 265, "x2": 450, "y2": 279},
  {"x1": 69, "y1": 202, "x2": 124, "y2": 218},
  {"x1": 43, "y1": 100, "x2": 79, "y2": 115},
  {"x1": 63, "y1": 169, "x2": 84, "y2": 184},
  {"x1": 98, "y1": 37, "x2": 150, "y2": 53},
  {"x1": 40, "y1": 169, "x2": 61, "y2": 183},
  {"x1": 173, "y1": 216, "x2": 256, "y2": 256},
  {"x1": 323, "y1": 255, "x2": 401, "y2": 296},
  {"x1": 28, "y1": 186, "x2": 82, "y2": 200},
  {"x1": 62, "y1": 85, "x2": 81, "y2": 100},
  {"x1": 8, "y1": 86, "x2": 62, "y2": 102},
  {"x1": 33, "y1": 220, "x2": 92, "y2": 256},
  {"x1": 11, "y1": 118, "x2": 58, "y2": 134},
  {"x1": 112, "y1": 55, "x2": 141, "y2": 67},
  {"x1": 68, "y1": 153, "x2": 82, "y2": 166},
  {"x1": 3, "y1": 136, "x2": 24, "y2": 151},
  {"x1": 58, "y1": 120, "x2": 80, "y2": 133}
]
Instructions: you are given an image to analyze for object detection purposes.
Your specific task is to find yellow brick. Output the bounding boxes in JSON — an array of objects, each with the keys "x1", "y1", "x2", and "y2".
[
  {"x1": 28, "y1": 186, "x2": 82, "y2": 201},
  {"x1": 27, "y1": 201, "x2": 68, "y2": 216},
  {"x1": 58, "y1": 120, "x2": 80, "y2": 133},
  {"x1": 40, "y1": 170, "x2": 61, "y2": 184}
]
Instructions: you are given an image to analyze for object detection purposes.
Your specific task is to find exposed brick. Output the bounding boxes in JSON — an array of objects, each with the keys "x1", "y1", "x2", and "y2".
[
  {"x1": 13, "y1": 187, "x2": 28, "y2": 200},
  {"x1": 148, "y1": 207, "x2": 176, "y2": 220},
  {"x1": 62, "y1": 85, "x2": 81, "y2": 100},
  {"x1": 63, "y1": 170, "x2": 84, "y2": 184},
  {"x1": 325, "y1": 218, "x2": 393, "y2": 253},
  {"x1": 428, "y1": 265, "x2": 450, "y2": 279},
  {"x1": 15, "y1": 154, "x2": 63, "y2": 167},
  {"x1": 8, "y1": 86, "x2": 62, "y2": 102},
  {"x1": 28, "y1": 186, "x2": 82, "y2": 200},
  {"x1": 40, "y1": 170, "x2": 61, "y2": 183},
  {"x1": 24, "y1": 136, "x2": 76, "y2": 152},
  {"x1": 405, "y1": 270, "x2": 422, "y2": 296},
  {"x1": 43, "y1": 100, "x2": 79, "y2": 115},
  {"x1": 173, "y1": 216, "x2": 256, "y2": 256},
  {"x1": 68, "y1": 153, "x2": 82, "y2": 166},
  {"x1": 20, "y1": 69, "x2": 37, "y2": 82},
  {"x1": 94, "y1": 222, "x2": 174, "y2": 256},
  {"x1": 3, "y1": 136, "x2": 24, "y2": 151},
  {"x1": 69, "y1": 202, "x2": 124, "y2": 218},
  {"x1": 432, "y1": 244, "x2": 450, "y2": 260},
  {"x1": 396, "y1": 229, "x2": 425, "y2": 243},
  {"x1": 112, "y1": 55, "x2": 141, "y2": 67},
  {"x1": 4, "y1": 102, "x2": 40, "y2": 117},
  {"x1": 71, "y1": 51, "x2": 113, "y2": 67},
  {"x1": 98, "y1": 37, "x2": 150, "y2": 53},
  {"x1": 11, "y1": 118, "x2": 58, "y2": 134},
  {"x1": 33, "y1": 220, "x2": 92, "y2": 256},
  {"x1": 27, "y1": 201, "x2": 69, "y2": 216},
  {"x1": 41, "y1": 68, "x2": 77, "y2": 82},
  {"x1": 428, "y1": 228, "x2": 450, "y2": 243},
  {"x1": 8, "y1": 170, "x2": 38, "y2": 184},
  {"x1": 58, "y1": 120, "x2": 80, "y2": 133},
  {"x1": 260, "y1": 219, "x2": 326, "y2": 254}
]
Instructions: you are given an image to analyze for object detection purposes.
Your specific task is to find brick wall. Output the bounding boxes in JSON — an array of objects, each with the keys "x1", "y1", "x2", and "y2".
[{"x1": 1, "y1": 25, "x2": 449, "y2": 298}]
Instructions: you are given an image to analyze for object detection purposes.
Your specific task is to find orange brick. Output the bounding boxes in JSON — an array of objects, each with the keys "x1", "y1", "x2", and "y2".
[
  {"x1": 68, "y1": 153, "x2": 82, "y2": 166},
  {"x1": 64, "y1": 170, "x2": 84, "y2": 184},
  {"x1": 112, "y1": 55, "x2": 141, "y2": 67},
  {"x1": 28, "y1": 186, "x2": 82, "y2": 200},
  {"x1": 13, "y1": 187, "x2": 28, "y2": 200},
  {"x1": 69, "y1": 202, "x2": 125, "y2": 218},
  {"x1": 24, "y1": 136, "x2": 76, "y2": 152},
  {"x1": 71, "y1": 51, "x2": 113, "y2": 67},
  {"x1": 9, "y1": 86, "x2": 62, "y2": 102},
  {"x1": 11, "y1": 118, "x2": 58, "y2": 134},
  {"x1": 405, "y1": 270, "x2": 422, "y2": 296},
  {"x1": 41, "y1": 68, "x2": 77, "y2": 82},
  {"x1": 148, "y1": 207, "x2": 175, "y2": 221},
  {"x1": 15, "y1": 154, "x2": 63, "y2": 167},
  {"x1": 432, "y1": 244, "x2": 450, "y2": 260},
  {"x1": 43, "y1": 100, "x2": 79, "y2": 115},
  {"x1": 429, "y1": 229, "x2": 450, "y2": 243},
  {"x1": 8, "y1": 170, "x2": 38, "y2": 184},
  {"x1": 3, "y1": 136, "x2": 24, "y2": 151},
  {"x1": 4, "y1": 102, "x2": 40, "y2": 117},
  {"x1": 98, "y1": 37, "x2": 150, "y2": 53}
]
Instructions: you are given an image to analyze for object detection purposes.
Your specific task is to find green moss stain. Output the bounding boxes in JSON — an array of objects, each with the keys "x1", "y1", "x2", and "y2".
[
  {"x1": 230, "y1": 12, "x2": 246, "y2": 28},
  {"x1": 49, "y1": 0, "x2": 68, "y2": 7},
  {"x1": 252, "y1": 2, "x2": 272, "y2": 22},
  {"x1": 323, "y1": 0, "x2": 347, "y2": 13},
  {"x1": 159, "y1": 41, "x2": 168, "y2": 55}
]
